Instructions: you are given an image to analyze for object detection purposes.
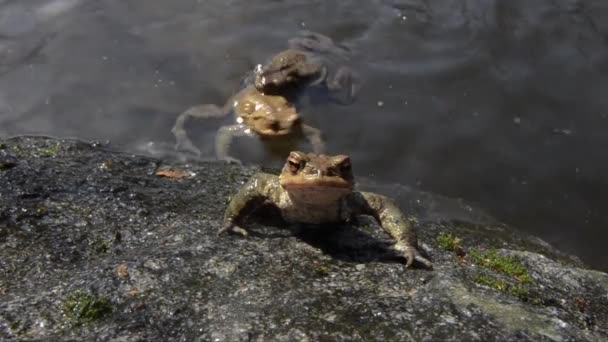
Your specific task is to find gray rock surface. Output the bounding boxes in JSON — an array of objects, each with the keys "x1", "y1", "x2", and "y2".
[{"x1": 0, "y1": 136, "x2": 606, "y2": 341}]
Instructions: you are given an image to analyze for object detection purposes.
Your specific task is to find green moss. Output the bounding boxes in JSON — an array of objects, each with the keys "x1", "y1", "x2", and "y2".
[
  {"x1": 437, "y1": 234, "x2": 462, "y2": 252},
  {"x1": 37, "y1": 143, "x2": 61, "y2": 157},
  {"x1": 509, "y1": 284, "x2": 530, "y2": 299},
  {"x1": 474, "y1": 274, "x2": 508, "y2": 291},
  {"x1": 314, "y1": 265, "x2": 331, "y2": 277},
  {"x1": 90, "y1": 239, "x2": 111, "y2": 254},
  {"x1": 470, "y1": 249, "x2": 532, "y2": 284},
  {"x1": 10, "y1": 143, "x2": 61, "y2": 158},
  {"x1": 11, "y1": 145, "x2": 26, "y2": 156},
  {"x1": 36, "y1": 207, "x2": 48, "y2": 217},
  {"x1": 473, "y1": 274, "x2": 531, "y2": 300},
  {"x1": 470, "y1": 249, "x2": 538, "y2": 302},
  {"x1": 63, "y1": 291, "x2": 112, "y2": 326},
  {"x1": 9, "y1": 320, "x2": 23, "y2": 333}
]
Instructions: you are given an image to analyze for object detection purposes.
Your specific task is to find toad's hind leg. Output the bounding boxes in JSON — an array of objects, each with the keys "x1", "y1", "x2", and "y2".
[
  {"x1": 327, "y1": 66, "x2": 360, "y2": 105},
  {"x1": 215, "y1": 124, "x2": 254, "y2": 164},
  {"x1": 172, "y1": 104, "x2": 229, "y2": 156},
  {"x1": 288, "y1": 30, "x2": 350, "y2": 57}
]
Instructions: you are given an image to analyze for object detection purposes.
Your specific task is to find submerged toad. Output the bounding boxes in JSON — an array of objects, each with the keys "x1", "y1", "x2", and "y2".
[
  {"x1": 172, "y1": 31, "x2": 354, "y2": 161},
  {"x1": 171, "y1": 86, "x2": 324, "y2": 162},
  {"x1": 254, "y1": 31, "x2": 359, "y2": 104},
  {"x1": 220, "y1": 151, "x2": 432, "y2": 269}
]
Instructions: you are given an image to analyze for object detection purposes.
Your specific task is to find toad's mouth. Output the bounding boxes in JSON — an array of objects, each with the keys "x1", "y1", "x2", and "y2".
[
  {"x1": 255, "y1": 73, "x2": 313, "y2": 92},
  {"x1": 280, "y1": 179, "x2": 353, "y2": 191},
  {"x1": 281, "y1": 180, "x2": 353, "y2": 205},
  {"x1": 256, "y1": 128, "x2": 293, "y2": 137}
]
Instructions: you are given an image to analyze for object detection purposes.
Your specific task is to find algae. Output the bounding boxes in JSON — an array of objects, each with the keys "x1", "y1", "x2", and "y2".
[{"x1": 63, "y1": 291, "x2": 112, "y2": 326}]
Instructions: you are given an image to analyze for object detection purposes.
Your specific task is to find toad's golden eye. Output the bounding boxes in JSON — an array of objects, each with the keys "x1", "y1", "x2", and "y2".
[{"x1": 287, "y1": 158, "x2": 301, "y2": 173}]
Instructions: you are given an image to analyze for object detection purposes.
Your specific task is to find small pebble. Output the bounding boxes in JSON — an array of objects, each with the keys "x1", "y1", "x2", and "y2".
[{"x1": 116, "y1": 263, "x2": 129, "y2": 279}]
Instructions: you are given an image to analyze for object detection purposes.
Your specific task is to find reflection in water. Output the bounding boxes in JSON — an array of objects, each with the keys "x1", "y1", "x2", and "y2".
[{"x1": 0, "y1": 0, "x2": 607, "y2": 271}]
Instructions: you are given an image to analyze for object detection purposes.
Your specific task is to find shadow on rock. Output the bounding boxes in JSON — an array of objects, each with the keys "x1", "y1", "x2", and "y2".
[{"x1": 244, "y1": 207, "x2": 425, "y2": 266}]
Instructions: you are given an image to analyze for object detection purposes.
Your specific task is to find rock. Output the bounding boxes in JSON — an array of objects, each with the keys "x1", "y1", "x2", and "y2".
[{"x1": 0, "y1": 136, "x2": 606, "y2": 341}]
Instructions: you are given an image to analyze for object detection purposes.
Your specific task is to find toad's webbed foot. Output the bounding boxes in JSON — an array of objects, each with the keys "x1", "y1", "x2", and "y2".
[
  {"x1": 393, "y1": 242, "x2": 433, "y2": 269},
  {"x1": 218, "y1": 222, "x2": 249, "y2": 237}
]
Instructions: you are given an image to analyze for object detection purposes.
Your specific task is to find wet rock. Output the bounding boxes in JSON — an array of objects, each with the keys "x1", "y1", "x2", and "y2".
[{"x1": 0, "y1": 136, "x2": 606, "y2": 341}]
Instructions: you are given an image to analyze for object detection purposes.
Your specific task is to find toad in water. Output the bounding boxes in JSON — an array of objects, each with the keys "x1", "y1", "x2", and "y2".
[
  {"x1": 254, "y1": 31, "x2": 359, "y2": 104},
  {"x1": 172, "y1": 86, "x2": 324, "y2": 163}
]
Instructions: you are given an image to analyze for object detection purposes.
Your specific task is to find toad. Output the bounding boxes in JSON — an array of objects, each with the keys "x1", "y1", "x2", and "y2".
[
  {"x1": 171, "y1": 86, "x2": 324, "y2": 163},
  {"x1": 254, "y1": 31, "x2": 359, "y2": 104},
  {"x1": 219, "y1": 151, "x2": 432, "y2": 269}
]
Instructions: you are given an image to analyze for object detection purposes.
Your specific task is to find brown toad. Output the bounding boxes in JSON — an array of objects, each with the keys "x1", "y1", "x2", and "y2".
[
  {"x1": 220, "y1": 151, "x2": 432, "y2": 269},
  {"x1": 253, "y1": 31, "x2": 359, "y2": 104},
  {"x1": 171, "y1": 86, "x2": 324, "y2": 163}
]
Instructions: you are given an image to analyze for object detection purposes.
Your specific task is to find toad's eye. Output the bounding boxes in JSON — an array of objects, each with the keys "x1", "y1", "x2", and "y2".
[
  {"x1": 287, "y1": 159, "x2": 301, "y2": 173},
  {"x1": 339, "y1": 160, "x2": 351, "y2": 173}
]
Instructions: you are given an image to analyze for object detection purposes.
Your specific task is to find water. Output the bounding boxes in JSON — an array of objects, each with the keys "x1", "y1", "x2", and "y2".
[{"x1": 1, "y1": 0, "x2": 607, "y2": 271}]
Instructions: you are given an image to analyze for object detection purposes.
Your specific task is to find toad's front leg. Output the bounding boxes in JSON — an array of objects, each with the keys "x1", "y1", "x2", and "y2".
[
  {"x1": 219, "y1": 173, "x2": 278, "y2": 237},
  {"x1": 349, "y1": 192, "x2": 432, "y2": 269}
]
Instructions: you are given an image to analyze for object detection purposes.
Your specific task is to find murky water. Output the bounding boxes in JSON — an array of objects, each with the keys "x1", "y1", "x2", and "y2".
[{"x1": 1, "y1": 0, "x2": 607, "y2": 271}]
